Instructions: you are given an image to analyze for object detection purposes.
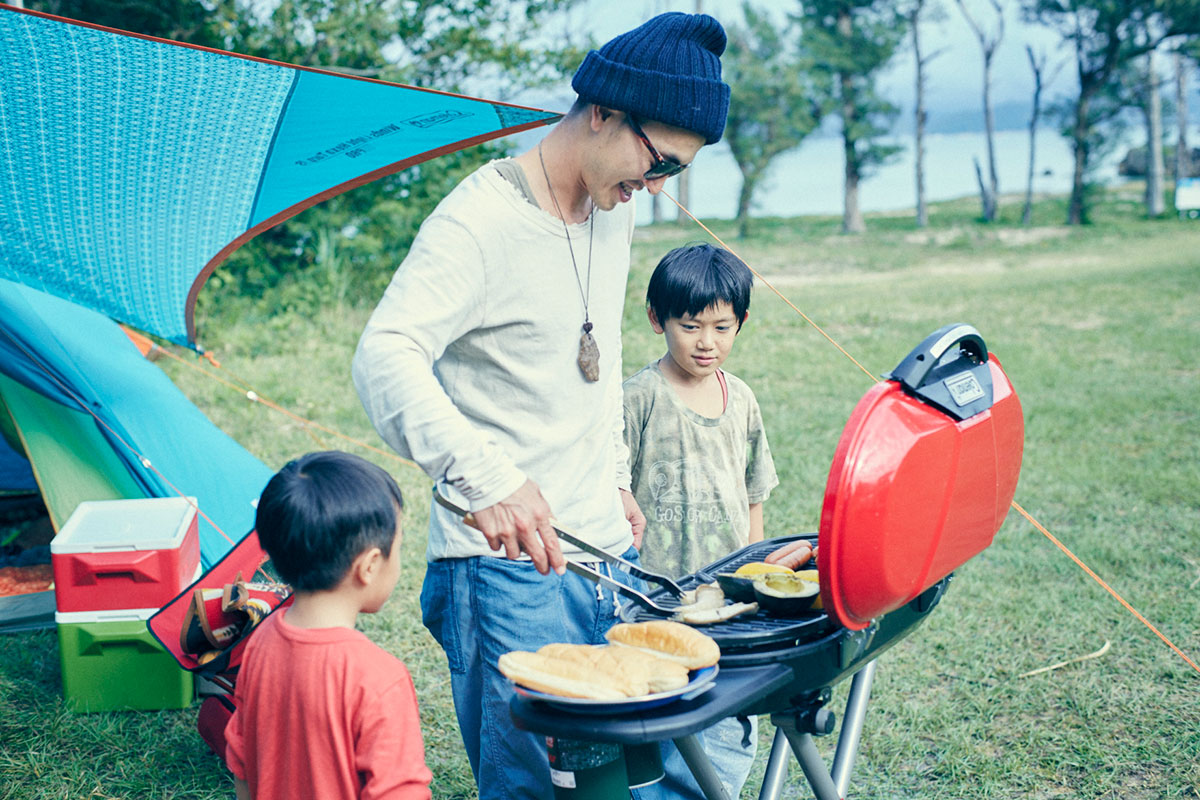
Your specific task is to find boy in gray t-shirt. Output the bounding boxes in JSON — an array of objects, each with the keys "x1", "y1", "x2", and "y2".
[{"x1": 624, "y1": 243, "x2": 778, "y2": 800}]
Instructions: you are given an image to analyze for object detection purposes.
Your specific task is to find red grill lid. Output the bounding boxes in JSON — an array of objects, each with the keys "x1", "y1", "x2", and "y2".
[{"x1": 818, "y1": 325, "x2": 1024, "y2": 630}]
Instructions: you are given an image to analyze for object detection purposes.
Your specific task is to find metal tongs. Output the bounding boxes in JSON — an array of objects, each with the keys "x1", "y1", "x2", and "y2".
[{"x1": 432, "y1": 489, "x2": 686, "y2": 615}]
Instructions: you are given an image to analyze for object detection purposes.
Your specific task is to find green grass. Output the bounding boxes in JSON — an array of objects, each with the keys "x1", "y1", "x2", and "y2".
[{"x1": 2, "y1": 190, "x2": 1198, "y2": 798}]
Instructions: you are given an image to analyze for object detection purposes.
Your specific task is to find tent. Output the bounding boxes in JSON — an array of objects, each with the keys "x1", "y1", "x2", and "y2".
[
  {"x1": 0, "y1": 278, "x2": 273, "y2": 563},
  {"x1": 0, "y1": 278, "x2": 275, "y2": 630}
]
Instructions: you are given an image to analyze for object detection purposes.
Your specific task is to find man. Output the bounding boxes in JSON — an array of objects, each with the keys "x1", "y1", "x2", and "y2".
[{"x1": 352, "y1": 12, "x2": 730, "y2": 798}]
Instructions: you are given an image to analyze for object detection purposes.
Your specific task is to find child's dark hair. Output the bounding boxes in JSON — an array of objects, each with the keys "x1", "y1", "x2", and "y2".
[
  {"x1": 255, "y1": 451, "x2": 404, "y2": 592},
  {"x1": 646, "y1": 243, "x2": 753, "y2": 328}
]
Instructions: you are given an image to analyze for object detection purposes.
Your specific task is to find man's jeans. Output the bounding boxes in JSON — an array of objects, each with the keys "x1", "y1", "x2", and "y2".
[{"x1": 420, "y1": 549, "x2": 641, "y2": 800}]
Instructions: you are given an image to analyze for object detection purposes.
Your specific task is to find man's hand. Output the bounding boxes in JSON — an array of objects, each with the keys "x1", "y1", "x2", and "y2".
[
  {"x1": 619, "y1": 489, "x2": 646, "y2": 550},
  {"x1": 471, "y1": 479, "x2": 565, "y2": 575}
]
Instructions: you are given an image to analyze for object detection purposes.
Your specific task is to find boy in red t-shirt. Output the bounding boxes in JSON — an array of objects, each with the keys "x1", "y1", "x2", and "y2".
[{"x1": 225, "y1": 451, "x2": 432, "y2": 800}]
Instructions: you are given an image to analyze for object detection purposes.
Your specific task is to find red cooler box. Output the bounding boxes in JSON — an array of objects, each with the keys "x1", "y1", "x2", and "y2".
[{"x1": 51, "y1": 497, "x2": 200, "y2": 613}]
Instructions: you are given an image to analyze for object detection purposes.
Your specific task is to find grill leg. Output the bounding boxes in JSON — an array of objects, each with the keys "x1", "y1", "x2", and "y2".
[
  {"x1": 830, "y1": 660, "x2": 876, "y2": 796},
  {"x1": 774, "y1": 721, "x2": 841, "y2": 800},
  {"x1": 756, "y1": 727, "x2": 791, "y2": 800},
  {"x1": 673, "y1": 733, "x2": 731, "y2": 800}
]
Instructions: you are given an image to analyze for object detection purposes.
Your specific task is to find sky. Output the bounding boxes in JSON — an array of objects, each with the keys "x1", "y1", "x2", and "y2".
[
  {"x1": 552, "y1": 0, "x2": 1074, "y2": 128},
  {"x1": 526, "y1": 1, "x2": 1189, "y2": 218}
]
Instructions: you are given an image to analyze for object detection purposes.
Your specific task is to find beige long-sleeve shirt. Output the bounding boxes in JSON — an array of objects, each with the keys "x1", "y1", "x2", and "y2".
[{"x1": 353, "y1": 160, "x2": 636, "y2": 560}]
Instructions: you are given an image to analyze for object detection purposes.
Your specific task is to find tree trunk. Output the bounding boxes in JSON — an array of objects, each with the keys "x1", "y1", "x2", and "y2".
[
  {"x1": 843, "y1": 132, "x2": 865, "y2": 234},
  {"x1": 1145, "y1": 49, "x2": 1165, "y2": 217},
  {"x1": 737, "y1": 172, "x2": 755, "y2": 239},
  {"x1": 982, "y1": 49, "x2": 999, "y2": 221},
  {"x1": 674, "y1": 0, "x2": 701, "y2": 226},
  {"x1": 675, "y1": 170, "x2": 690, "y2": 226},
  {"x1": 1176, "y1": 51, "x2": 1192, "y2": 184},
  {"x1": 973, "y1": 157, "x2": 994, "y2": 221},
  {"x1": 913, "y1": 6, "x2": 928, "y2": 229},
  {"x1": 837, "y1": 11, "x2": 864, "y2": 234},
  {"x1": 651, "y1": 193, "x2": 663, "y2": 224},
  {"x1": 957, "y1": 0, "x2": 1003, "y2": 222},
  {"x1": 1068, "y1": 92, "x2": 1091, "y2": 225},
  {"x1": 1023, "y1": 46, "x2": 1043, "y2": 227}
]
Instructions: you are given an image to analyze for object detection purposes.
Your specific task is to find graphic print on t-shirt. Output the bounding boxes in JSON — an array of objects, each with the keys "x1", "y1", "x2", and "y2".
[{"x1": 647, "y1": 457, "x2": 734, "y2": 527}]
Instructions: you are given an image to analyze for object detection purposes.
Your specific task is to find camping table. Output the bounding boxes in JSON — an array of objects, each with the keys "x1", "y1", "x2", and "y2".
[{"x1": 511, "y1": 660, "x2": 879, "y2": 800}]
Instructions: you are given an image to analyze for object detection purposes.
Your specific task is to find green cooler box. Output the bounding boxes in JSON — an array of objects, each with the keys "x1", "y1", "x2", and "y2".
[{"x1": 56, "y1": 608, "x2": 194, "y2": 712}]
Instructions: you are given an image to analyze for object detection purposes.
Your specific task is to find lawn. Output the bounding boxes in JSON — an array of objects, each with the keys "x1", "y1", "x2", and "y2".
[{"x1": 1, "y1": 189, "x2": 1198, "y2": 799}]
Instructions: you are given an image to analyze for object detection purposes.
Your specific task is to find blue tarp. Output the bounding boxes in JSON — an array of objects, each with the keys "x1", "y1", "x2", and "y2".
[{"x1": 0, "y1": 6, "x2": 558, "y2": 347}]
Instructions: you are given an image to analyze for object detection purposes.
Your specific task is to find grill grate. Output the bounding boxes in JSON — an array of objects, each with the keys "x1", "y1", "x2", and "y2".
[{"x1": 620, "y1": 535, "x2": 829, "y2": 652}]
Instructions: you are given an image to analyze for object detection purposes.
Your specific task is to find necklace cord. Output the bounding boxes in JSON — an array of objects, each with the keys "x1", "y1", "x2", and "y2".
[{"x1": 538, "y1": 142, "x2": 593, "y2": 324}]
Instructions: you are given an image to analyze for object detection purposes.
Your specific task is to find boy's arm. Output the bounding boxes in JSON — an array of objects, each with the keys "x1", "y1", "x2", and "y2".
[
  {"x1": 744, "y1": 387, "x2": 779, "y2": 538},
  {"x1": 234, "y1": 778, "x2": 250, "y2": 800},
  {"x1": 359, "y1": 668, "x2": 433, "y2": 799},
  {"x1": 749, "y1": 502, "x2": 764, "y2": 544},
  {"x1": 620, "y1": 375, "x2": 649, "y2": 548}
]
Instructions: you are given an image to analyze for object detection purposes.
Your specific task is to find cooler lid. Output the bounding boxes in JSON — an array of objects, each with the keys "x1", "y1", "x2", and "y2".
[
  {"x1": 51, "y1": 497, "x2": 197, "y2": 554},
  {"x1": 818, "y1": 324, "x2": 1024, "y2": 631}
]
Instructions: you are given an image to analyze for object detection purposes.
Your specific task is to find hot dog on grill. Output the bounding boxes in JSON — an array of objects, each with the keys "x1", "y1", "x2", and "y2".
[{"x1": 763, "y1": 539, "x2": 816, "y2": 571}]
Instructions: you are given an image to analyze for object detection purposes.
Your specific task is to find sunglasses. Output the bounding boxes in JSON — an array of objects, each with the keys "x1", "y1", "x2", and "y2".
[{"x1": 625, "y1": 115, "x2": 688, "y2": 180}]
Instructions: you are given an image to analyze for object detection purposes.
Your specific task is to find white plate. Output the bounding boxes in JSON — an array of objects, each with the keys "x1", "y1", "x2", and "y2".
[{"x1": 511, "y1": 665, "x2": 718, "y2": 715}]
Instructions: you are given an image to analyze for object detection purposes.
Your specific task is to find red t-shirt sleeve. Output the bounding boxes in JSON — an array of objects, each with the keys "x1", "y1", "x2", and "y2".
[{"x1": 357, "y1": 666, "x2": 432, "y2": 800}]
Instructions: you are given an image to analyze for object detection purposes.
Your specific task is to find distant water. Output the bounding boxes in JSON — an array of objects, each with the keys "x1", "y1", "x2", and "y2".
[{"x1": 637, "y1": 128, "x2": 1128, "y2": 223}]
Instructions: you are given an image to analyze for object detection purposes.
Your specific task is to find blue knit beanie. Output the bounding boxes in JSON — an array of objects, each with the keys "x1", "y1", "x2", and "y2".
[{"x1": 571, "y1": 12, "x2": 731, "y2": 145}]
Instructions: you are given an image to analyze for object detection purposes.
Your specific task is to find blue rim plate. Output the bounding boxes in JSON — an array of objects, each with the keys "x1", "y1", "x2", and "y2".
[{"x1": 512, "y1": 665, "x2": 718, "y2": 715}]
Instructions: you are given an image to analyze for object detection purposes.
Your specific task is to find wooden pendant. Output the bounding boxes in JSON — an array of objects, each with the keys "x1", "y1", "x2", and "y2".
[{"x1": 578, "y1": 323, "x2": 600, "y2": 382}]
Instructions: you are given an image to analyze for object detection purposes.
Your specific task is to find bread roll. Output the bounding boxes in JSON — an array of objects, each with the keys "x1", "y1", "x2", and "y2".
[
  {"x1": 535, "y1": 643, "x2": 648, "y2": 695},
  {"x1": 605, "y1": 620, "x2": 721, "y2": 669},
  {"x1": 537, "y1": 643, "x2": 690, "y2": 695},
  {"x1": 603, "y1": 644, "x2": 690, "y2": 694},
  {"x1": 497, "y1": 650, "x2": 627, "y2": 700}
]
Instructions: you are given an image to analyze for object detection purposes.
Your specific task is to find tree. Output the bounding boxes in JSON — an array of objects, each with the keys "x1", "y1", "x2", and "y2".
[
  {"x1": 25, "y1": 0, "x2": 224, "y2": 44},
  {"x1": 956, "y1": 0, "x2": 1005, "y2": 222},
  {"x1": 799, "y1": 0, "x2": 907, "y2": 234},
  {"x1": 1023, "y1": 0, "x2": 1200, "y2": 224},
  {"x1": 910, "y1": 0, "x2": 948, "y2": 228},
  {"x1": 1142, "y1": 47, "x2": 1166, "y2": 216},
  {"x1": 675, "y1": 0, "x2": 705, "y2": 227},
  {"x1": 1022, "y1": 45, "x2": 1064, "y2": 225},
  {"x1": 1110, "y1": 36, "x2": 1179, "y2": 217},
  {"x1": 1175, "y1": 48, "x2": 1193, "y2": 184},
  {"x1": 211, "y1": 0, "x2": 584, "y2": 96},
  {"x1": 724, "y1": 4, "x2": 825, "y2": 238}
]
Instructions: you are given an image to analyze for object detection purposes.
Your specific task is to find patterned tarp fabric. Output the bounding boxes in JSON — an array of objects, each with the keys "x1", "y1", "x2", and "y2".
[{"x1": 0, "y1": 6, "x2": 558, "y2": 346}]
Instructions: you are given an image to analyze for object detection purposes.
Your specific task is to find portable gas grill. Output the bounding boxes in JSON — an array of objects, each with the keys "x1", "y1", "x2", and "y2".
[{"x1": 509, "y1": 323, "x2": 1025, "y2": 800}]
